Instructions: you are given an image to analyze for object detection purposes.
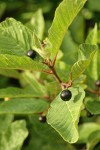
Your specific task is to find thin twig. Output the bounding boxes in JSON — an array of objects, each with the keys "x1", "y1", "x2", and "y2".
[
  {"x1": 86, "y1": 88, "x2": 100, "y2": 96},
  {"x1": 50, "y1": 67, "x2": 62, "y2": 83},
  {"x1": 52, "y1": 53, "x2": 58, "y2": 67},
  {"x1": 42, "y1": 56, "x2": 73, "y2": 89}
]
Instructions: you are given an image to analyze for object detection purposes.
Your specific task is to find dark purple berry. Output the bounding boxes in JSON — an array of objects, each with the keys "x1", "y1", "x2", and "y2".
[
  {"x1": 39, "y1": 115, "x2": 46, "y2": 123},
  {"x1": 60, "y1": 89, "x2": 72, "y2": 101},
  {"x1": 95, "y1": 80, "x2": 100, "y2": 87},
  {"x1": 27, "y1": 49, "x2": 36, "y2": 59},
  {"x1": 87, "y1": 111, "x2": 93, "y2": 117}
]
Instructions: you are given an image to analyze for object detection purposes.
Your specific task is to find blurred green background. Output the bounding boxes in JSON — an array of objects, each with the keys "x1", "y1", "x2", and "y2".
[{"x1": 0, "y1": 0, "x2": 100, "y2": 149}]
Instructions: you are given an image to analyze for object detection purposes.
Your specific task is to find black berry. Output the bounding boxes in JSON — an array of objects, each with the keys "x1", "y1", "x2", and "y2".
[
  {"x1": 87, "y1": 111, "x2": 93, "y2": 118},
  {"x1": 60, "y1": 89, "x2": 72, "y2": 101},
  {"x1": 39, "y1": 115, "x2": 46, "y2": 123},
  {"x1": 27, "y1": 49, "x2": 36, "y2": 59},
  {"x1": 95, "y1": 80, "x2": 100, "y2": 87}
]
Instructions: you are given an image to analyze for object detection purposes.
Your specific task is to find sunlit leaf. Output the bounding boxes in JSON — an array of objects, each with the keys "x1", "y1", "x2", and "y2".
[
  {"x1": 71, "y1": 44, "x2": 97, "y2": 80},
  {"x1": 0, "y1": 54, "x2": 46, "y2": 71},
  {"x1": 47, "y1": 86, "x2": 85, "y2": 143},
  {"x1": 85, "y1": 24, "x2": 98, "y2": 80},
  {"x1": 48, "y1": 0, "x2": 87, "y2": 58}
]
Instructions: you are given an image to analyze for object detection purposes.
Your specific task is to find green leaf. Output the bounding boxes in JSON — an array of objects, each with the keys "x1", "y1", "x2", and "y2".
[
  {"x1": 0, "y1": 18, "x2": 34, "y2": 56},
  {"x1": 28, "y1": 115, "x2": 76, "y2": 150},
  {"x1": 0, "y1": 98, "x2": 49, "y2": 114},
  {"x1": 24, "y1": 115, "x2": 75, "y2": 150},
  {"x1": 85, "y1": 24, "x2": 97, "y2": 45},
  {"x1": 0, "y1": 2, "x2": 6, "y2": 18},
  {"x1": 61, "y1": 31, "x2": 78, "y2": 65},
  {"x1": 0, "y1": 69, "x2": 20, "y2": 79},
  {"x1": 26, "y1": 9, "x2": 45, "y2": 40},
  {"x1": 0, "y1": 114, "x2": 14, "y2": 134},
  {"x1": 29, "y1": 115, "x2": 66, "y2": 143},
  {"x1": 45, "y1": 81, "x2": 60, "y2": 97},
  {"x1": 0, "y1": 17, "x2": 50, "y2": 59},
  {"x1": 47, "y1": 86, "x2": 85, "y2": 143},
  {"x1": 0, "y1": 54, "x2": 46, "y2": 71},
  {"x1": 42, "y1": 145, "x2": 66, "y2": 150},
  {"x1": 48, "y1": 0, "x2": 87, "y2": 58},
  {"x1": 0, "y1": 120, "x2": 28, "y2": 150},
  {"x1": 87, "y1": 130, "x2": 100, "y2": 150},
  {"x1": 70, "y1": 13, "x2": 85, "y2": 43},
  {"x1": 32, "y1": 35, "x2": 51, "y2": 59},
  {"x1": 87, "y1": 50, "x2": 98, "y2": 81},
  {"x1": 71, "y1": 44, "x2": 97, "y2": 81},
  {"x1": 21, "y1": 71, "x2": 47, "y2": 96},
  {"x1": 56, "y1": 61, "x2": 71, "y2": 82},
  {"x1": 0, "y1": 87, "x2": 46, "y2": 98},
  {"x1": 87, "y1": 0, "x2": 100, "y2": 12},
  {"x1": 78, "y1": 123, "x2": 100, "y2": 143},
  {"x1": 42, "y1": 143, "x2": 75, "y2": 150},
  {"x1": 86, "y1": 100, "x2": 100, "y2": 115},
  {"x1": 85, "y1": 24, "x2": 98, "y2": 80},
  {"x1": 78, "y1": 44, "x2": 97, "y2": 60}
]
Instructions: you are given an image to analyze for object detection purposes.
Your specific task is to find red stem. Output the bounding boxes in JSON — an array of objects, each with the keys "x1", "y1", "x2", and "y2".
[
  {"x1": 42, "y1": 56, "x2": 72, "y2": 89},
  {"x1": 50, "y1": 67, "x2": 62, "y2": 83}
]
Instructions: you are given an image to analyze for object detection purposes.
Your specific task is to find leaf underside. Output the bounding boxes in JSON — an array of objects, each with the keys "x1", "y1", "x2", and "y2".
[
  {"x1": 47, "y1": 86, "x2": 85, "y2": 143},
  {"x1": 48, "y1": 0, "x2": 87, "y2": 58}
]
